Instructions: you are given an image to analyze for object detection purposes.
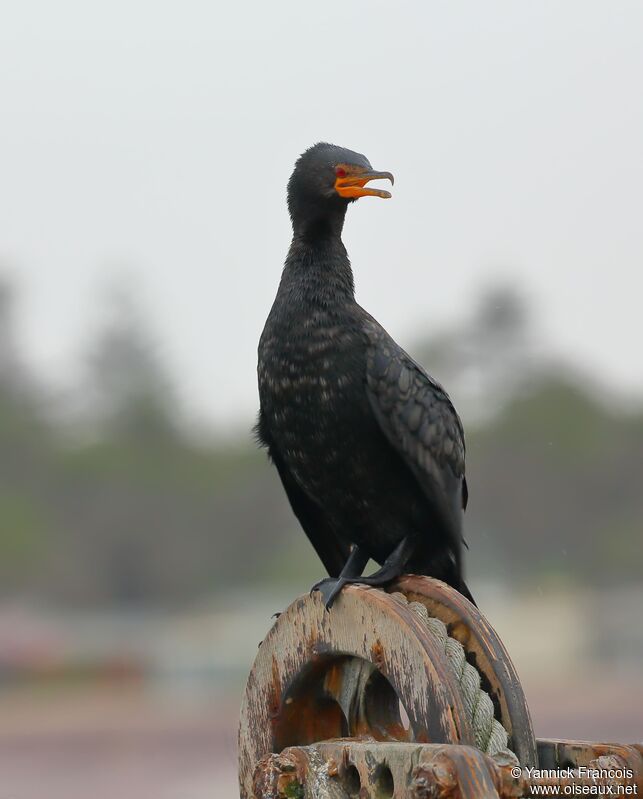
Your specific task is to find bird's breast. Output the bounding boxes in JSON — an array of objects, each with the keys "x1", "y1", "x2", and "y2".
[
  {"x1": 258, "y1": 305, "x2": 430, "y2": 550},
  {"x1": 258, "y1": 307, "x2": 372, "y2": 465},
  {"x1": 259, "y1": 313, "x2": 362, "y2": 410}
]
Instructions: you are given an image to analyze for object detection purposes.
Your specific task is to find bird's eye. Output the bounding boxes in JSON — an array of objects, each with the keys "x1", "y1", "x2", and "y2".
[{"x1": 335, "y1": 167, "x2": 347, "y2": 178}]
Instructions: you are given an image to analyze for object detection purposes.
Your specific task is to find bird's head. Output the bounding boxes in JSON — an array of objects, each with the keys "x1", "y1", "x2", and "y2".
[{"x1": 287, "y1": 142, "x2": 394, "y2": 237}]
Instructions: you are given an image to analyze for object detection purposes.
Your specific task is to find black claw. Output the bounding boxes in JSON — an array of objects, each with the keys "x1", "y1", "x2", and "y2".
[
  {"x1": 311, "y1": 577, "x2": 346, "y2": 609},
  {"x1": 310, "y1": 577, "x2": 331, "y2": 594}
]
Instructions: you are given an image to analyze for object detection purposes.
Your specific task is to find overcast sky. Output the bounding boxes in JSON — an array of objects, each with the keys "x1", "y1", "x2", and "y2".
[{"x1": 1, "y1": 1, "x2": 642, "y2": 428}]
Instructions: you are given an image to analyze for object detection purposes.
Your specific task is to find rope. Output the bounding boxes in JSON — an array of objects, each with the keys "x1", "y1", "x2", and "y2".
[{"x1": 389, "y1": 592, "x2": 518, "y2": 762}]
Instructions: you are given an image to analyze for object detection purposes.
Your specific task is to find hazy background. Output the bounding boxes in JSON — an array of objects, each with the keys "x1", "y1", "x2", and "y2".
[{"x1": 0, "y1": 2, "x2": 641, "y2": 797}]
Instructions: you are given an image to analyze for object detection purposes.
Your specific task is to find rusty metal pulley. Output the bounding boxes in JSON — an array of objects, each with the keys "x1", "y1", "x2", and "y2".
[
  {"x1": 392, "y1": 575, "x2": 537, "y2": 766},
  {"x1": 238, "y1": 577, "x2": 538, "y2": 797}
]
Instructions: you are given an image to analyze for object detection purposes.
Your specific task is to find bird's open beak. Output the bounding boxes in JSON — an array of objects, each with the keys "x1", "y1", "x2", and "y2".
[{"x1": 335, "y1": 167, "x2": 394, "y2": 199}]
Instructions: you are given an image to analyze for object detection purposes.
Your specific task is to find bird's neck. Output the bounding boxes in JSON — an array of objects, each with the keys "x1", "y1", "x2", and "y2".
[
  {"x1": 290, "y1": 199, "x2": 347, "y2": 241},
  {"x1": 281, "y1": 226, "x2": 355, "y2": 304}
]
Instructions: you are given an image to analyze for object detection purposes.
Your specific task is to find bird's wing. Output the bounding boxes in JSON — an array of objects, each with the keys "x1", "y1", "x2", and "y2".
[
  {"x1": 364, "y1": 321, "x2": 468, "y2": 552},
  {"x1": 269, "y1": 445, "x2": 351, "y2": 578}
]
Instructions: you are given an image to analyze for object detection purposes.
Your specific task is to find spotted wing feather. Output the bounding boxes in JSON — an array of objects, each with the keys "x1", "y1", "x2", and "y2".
[{"x1": 364, "y1": 323, "x2": 468, "y2": 552}]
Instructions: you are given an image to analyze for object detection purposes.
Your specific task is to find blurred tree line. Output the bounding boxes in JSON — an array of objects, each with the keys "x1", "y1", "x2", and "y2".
[{"x1": 0, "y1": 275, "x2": 640, "y2": 607}]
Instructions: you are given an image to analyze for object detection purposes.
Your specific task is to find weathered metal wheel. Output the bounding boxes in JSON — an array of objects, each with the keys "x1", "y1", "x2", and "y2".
[
  {"x1": 390, "y1": 576, "x2": 537, "y2": 768},
  {"x1": 238, "y1": 577, "x2": 536, "y2": 798}
]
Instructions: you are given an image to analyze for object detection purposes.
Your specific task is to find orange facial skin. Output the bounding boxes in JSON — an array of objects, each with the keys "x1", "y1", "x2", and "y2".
[{"x1": 334, "y1": 164, "x2": 394, "y2": 199}]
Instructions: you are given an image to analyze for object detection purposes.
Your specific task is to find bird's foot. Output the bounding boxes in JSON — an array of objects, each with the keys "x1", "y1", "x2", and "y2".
[
  {"x1": 344, "y1": 573, "x2": 396, "y2": 588},
  {"x1": 310, "y1": 573, "x2": 398, "y2": 609},
  {"x1": 310, "y1": 577, "x2": 349, "y2": 610}
]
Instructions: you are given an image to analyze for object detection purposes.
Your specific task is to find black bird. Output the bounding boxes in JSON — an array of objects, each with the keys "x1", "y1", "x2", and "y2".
[{"x1": 256, "y1": 143, "x2": 474, "y2": 608}]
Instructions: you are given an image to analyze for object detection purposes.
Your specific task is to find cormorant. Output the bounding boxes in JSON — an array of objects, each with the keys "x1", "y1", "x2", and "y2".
[{"x1": 256, "y1": 142, "x2": 474, "y2": 608}]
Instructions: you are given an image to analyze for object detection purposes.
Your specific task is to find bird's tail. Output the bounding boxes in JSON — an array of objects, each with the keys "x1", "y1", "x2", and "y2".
[
  {"x1": 418, "y1": 548, "x2": 477, "y2": 607},
  {"x1": 442, "y1": 554, "x2": 477, "y2": 607},
  {"x1": 457, "y1": 578, "x2": 477, "y2": 608}
]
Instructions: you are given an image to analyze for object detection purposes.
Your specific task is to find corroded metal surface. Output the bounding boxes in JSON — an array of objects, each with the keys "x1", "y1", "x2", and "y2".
[
  {"x1": 252, "y1": 740, "x2": 643, "y2": 799},
  {"x1": 239, "y1": 585, "x2": 475, "y2": 798},
  {"x1": 253, "y1": 748, "x2": 347, "y2": 799},
  {"x1": 253, "y1": 741, "x2": 503, "y2": 798},
  {"x1": 537, "y1": 738, "x2": 643, "y2": 791},
  {"x1": 391, "y1": 575, "x2": 538, "y2": 767},
  {"x1": 239, "y1": 575, "x2": 640, "y2": 797}
]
